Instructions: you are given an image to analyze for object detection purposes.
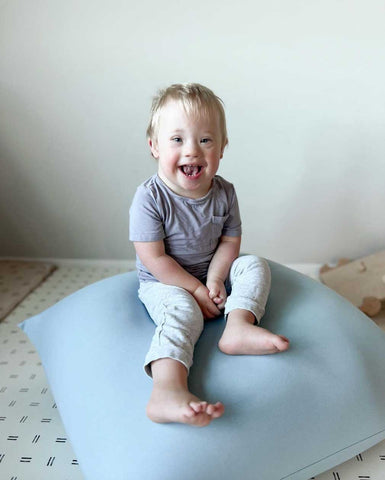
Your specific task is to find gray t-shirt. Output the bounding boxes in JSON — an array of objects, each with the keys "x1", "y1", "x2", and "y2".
[{"x1": 129, "y1": 174, "x2": 242, "y2": 282}]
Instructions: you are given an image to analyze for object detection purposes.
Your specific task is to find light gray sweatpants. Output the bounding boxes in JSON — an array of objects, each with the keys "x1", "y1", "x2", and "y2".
[{"x1": 138, "y1": 255, "x2": 271, "y2": 377}]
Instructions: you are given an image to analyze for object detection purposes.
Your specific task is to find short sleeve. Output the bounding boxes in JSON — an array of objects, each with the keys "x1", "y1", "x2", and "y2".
[
  {"x1": 129, "y1": 185, "x2": 165, "y2": 242},
  {"x1": 222, "y1": 187, "x2": 242, "y2": 237}
]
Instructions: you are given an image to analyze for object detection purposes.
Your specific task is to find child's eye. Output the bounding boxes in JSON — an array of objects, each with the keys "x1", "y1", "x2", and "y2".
[
  {"x1": 201, "y1": 138, "x2": 211, "y2": 144},
  {"x1": 172, "y1": 137, "x2": 182, "y2": 143}
]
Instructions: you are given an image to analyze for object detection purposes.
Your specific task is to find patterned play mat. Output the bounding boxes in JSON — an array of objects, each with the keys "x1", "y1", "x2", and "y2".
[
  {"x1": 0, "y1": 260, "x2": 56, "y2": 322},
  {"x1": 1, "y1": 262, "x2": 385, "y2": 480}
]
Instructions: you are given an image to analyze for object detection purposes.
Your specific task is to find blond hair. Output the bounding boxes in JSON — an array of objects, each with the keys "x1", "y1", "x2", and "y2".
[{"x1": 146, "y1": 83, "x2": 228, "y2": 149}]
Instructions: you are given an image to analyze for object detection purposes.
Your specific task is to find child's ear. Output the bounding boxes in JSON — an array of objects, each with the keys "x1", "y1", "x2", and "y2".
[
  {"x1": 148, "y1": 138, "x2": 159, "y2": 159},
  {"x1": 220, "y1": 138, "x2": 228, "y2": 159}
]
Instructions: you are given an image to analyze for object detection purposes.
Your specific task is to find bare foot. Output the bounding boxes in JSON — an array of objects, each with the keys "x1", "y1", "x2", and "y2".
[
  {"x1": 147, "y1": 385, "x2": 224, "y2": 426},
  {"x1": 219, "y1": 309, "x2": 290, "y2": 355},
  {"x1": 147, "y1": 358, "x2": 224, "y2": 426}
]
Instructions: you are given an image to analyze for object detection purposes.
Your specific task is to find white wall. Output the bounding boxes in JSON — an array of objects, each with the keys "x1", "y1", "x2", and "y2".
[{"x1": 1, "y1": 0, "x2": 384, "y2": 263}]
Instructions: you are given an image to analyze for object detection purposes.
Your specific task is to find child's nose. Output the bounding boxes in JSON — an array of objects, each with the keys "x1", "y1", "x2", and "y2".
[{"x1": 183, "y1": 140, "x2": 200, "y2": 157}]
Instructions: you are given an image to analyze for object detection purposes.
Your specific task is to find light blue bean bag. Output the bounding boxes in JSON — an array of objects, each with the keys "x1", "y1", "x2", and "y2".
[{"x1": 19, "y1": 261, "x2": 385, "y2": 480}]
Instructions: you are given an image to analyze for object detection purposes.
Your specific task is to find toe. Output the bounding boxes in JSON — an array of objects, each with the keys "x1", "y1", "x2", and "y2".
[
  {"x1": 189, "y1": 401, "x2": 207, "y2": 413},
  {"x1": 275, "y1": 335, "x2": 290, "y2": 351},
  {"x1": 211, "y1": 402, "x2": 225, "y2": 418}
]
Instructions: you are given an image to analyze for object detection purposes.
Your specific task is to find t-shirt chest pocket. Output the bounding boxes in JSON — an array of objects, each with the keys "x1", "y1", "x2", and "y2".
[
  {"x1": 210, "y1": 215, "x2": 229, "y2": 240},
  {"x1": 181, "y1": 215, "x2": 228, "y2": 251}
]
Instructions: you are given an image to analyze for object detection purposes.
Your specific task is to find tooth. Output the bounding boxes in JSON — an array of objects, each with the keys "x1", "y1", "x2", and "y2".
[{"x1": 183, "y1": 166, "x2": 199, "y2": 176}]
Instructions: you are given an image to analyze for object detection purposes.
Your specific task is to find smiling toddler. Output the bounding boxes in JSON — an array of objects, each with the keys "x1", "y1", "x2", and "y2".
[{"x1": 129, "y1": 83, "x2": 290, "y2": 426}]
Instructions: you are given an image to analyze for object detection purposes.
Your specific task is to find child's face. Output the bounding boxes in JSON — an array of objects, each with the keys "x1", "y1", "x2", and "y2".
[{"x1": 149, "y1": 100, "x2": 225, "y2": 199}]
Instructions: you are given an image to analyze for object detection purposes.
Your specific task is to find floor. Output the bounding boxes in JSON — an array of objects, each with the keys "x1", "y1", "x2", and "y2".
[{"x1": 1, "y1": 261, "x2": 385, "y2": 480}]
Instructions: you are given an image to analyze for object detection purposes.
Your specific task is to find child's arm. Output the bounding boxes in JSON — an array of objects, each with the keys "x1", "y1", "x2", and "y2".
[
  {"x1": 134, "y1": 240, "x2": 221, "y2": 319},
  {"x1": 206, "y1": 235, "x2": 241, "y2": 309}
]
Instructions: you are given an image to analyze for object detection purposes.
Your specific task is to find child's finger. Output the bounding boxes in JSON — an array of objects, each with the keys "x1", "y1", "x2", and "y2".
[
  {"x1": 206, "y1": 301, "x2": 221, "y2": 318},
  {"x1": 214, "y1": 294, "x2": 227, "y2": 309}
]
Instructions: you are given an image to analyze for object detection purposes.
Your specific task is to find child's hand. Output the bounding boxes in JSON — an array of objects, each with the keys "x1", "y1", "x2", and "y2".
[
  {"x1": 192, "y1": 284, "x2": 222, "y2": 319},
  {"x1": 206, "y1": 278, "x2": 227, "y2": 310}
]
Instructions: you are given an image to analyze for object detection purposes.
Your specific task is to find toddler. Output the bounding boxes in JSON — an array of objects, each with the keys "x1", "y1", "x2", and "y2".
[{"x1": 129, "y1": 83, "x2": 289, "y2": 427}]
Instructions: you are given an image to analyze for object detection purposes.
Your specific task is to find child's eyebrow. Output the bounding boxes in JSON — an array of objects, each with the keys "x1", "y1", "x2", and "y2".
[
  {"x1": 167, "y1": 129, "x2": 184, "y2": 135},
  {"x1": 168, "y1": 128, "x2": 216, "y2": 136}
]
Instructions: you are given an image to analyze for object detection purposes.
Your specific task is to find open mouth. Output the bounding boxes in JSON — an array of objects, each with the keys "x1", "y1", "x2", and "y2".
[{"x1": 179, "y1": 165, "x2": 203, "y2": 177}]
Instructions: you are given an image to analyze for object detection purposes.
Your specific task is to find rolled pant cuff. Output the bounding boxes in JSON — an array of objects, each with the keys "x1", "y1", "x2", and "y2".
[
  {"x1": 224, "y1": 297, "x2": 265, "y2": 324},
  {"x1": 144, "y1": 351, "x2": 191, "y2": 378}
]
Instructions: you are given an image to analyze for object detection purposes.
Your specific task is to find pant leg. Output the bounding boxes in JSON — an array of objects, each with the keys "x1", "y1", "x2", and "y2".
[
  {"x1": 139, "y1": 282, "x2": 204, "y2": 377},
  {"x1": 224, "y1": 255, "x2": 271, "y2": 324}
]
